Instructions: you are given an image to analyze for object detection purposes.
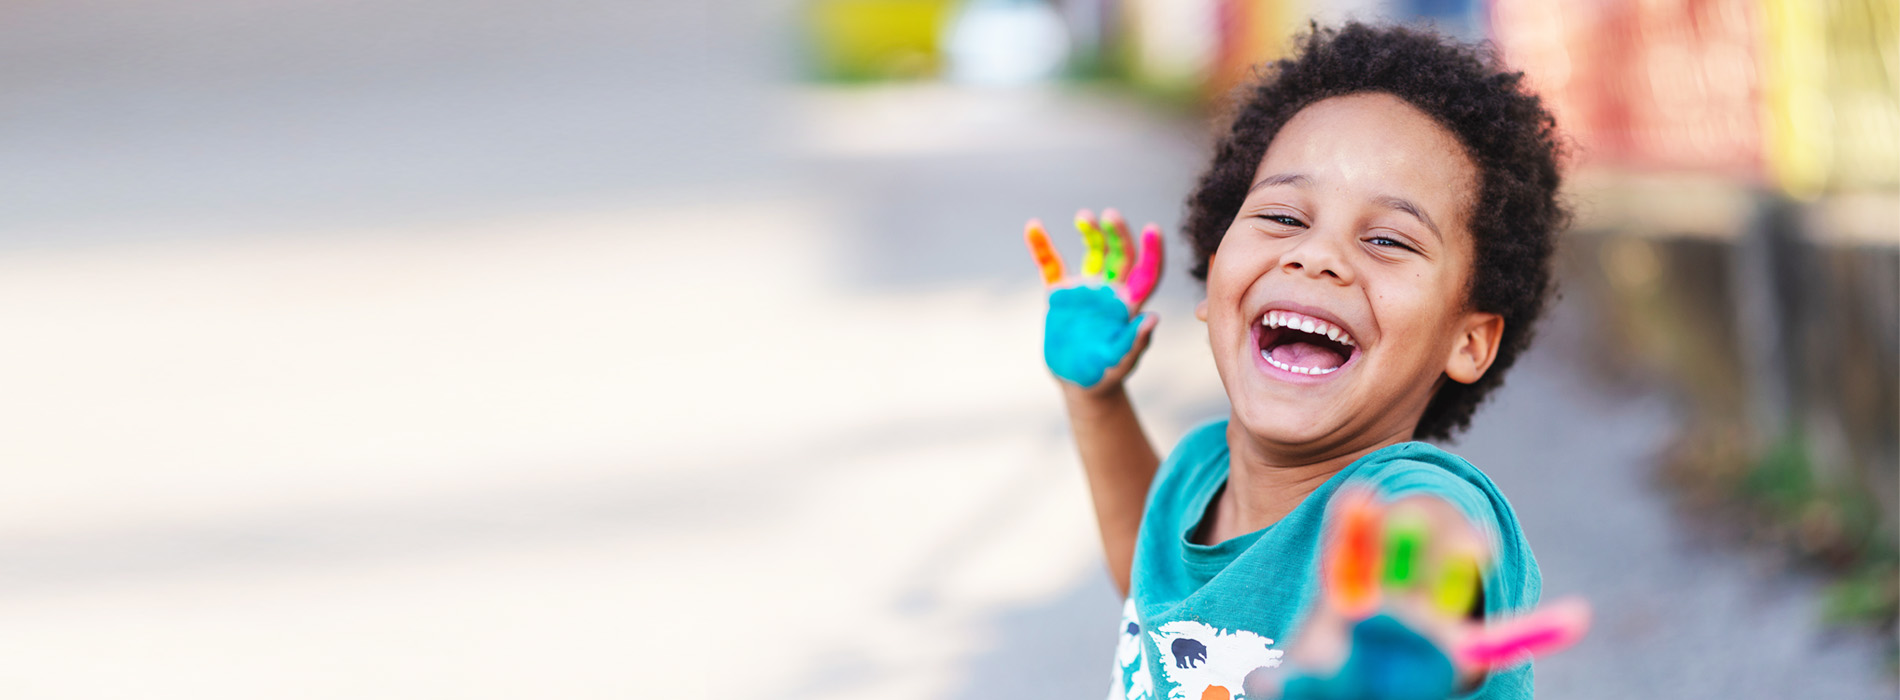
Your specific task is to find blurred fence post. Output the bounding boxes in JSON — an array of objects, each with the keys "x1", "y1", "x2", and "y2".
[{"x1": 1730, "y1": 190, "x2": 1803, "y2": 446}]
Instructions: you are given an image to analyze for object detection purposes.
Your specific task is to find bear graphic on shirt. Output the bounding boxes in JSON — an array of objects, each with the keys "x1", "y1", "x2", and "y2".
[{"x1": 1145, "y1": 620, "x2": 1283, "y2": 700}]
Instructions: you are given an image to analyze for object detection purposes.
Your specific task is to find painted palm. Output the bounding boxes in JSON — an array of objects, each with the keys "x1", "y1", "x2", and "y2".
[
  {"x1": 1024, "y1": 209, "x2": 1164, "y2": 388},
  {"x1": 1281, "y1": 489, "x2": 1592, "y2": 700}
]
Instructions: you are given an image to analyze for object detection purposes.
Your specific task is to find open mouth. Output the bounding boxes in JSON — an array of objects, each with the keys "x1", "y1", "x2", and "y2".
[{"x1": 1258, "y1": 310, "x2": 1357, "y2": 376}]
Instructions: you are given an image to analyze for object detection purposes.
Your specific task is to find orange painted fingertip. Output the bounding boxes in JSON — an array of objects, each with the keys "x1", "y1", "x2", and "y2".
[
  {"x1": 1024, "y1": 219, "x2": 1063, "y2": 283},
  {"x1": 1326, "y1": 490, "x2": 1384, "y2": 618}
]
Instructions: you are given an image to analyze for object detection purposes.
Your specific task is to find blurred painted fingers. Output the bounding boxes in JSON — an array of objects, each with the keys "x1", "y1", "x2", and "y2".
[
  {"x1": 1025, "y1": 219, "x2": 1064, "y2": 286},
  {"x1": 1074, "y1": 209, "x2": 1106, "y2": 279},
  {"x1": 1125, "y1": 224, "x2": 1163, "y2": 309}
]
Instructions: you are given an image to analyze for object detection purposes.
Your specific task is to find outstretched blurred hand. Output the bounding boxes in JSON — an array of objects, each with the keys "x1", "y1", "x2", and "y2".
[
  {"x1": 1025, "y1": 208, "x2": 1164, "y2": 391},
  {"x1": 1264, "y1": 489, "x2": 1591, "y2": 700}
]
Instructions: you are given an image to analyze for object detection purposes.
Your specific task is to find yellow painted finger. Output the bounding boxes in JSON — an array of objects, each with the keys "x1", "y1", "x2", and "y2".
[
  {"x1": 1074, "y1": 210, "x2": 1105, "y2": 278},
  {"x1": 1433, "y1": 546, "x2": 1482, "y2": 616},
  {"x1": 1025, "y1": 219, "x2": 1064, "y2": 285}
]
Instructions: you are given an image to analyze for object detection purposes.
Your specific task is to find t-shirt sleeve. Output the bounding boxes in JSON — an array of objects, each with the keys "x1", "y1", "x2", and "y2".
[{"x1": 1343, "y1": 456, "x2": 1504, "y2": 555}]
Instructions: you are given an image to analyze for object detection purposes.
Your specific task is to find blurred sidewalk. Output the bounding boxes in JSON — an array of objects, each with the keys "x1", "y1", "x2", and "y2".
[{"x1": 0, "y1": 2, "x2": 1890, "y2": 698}]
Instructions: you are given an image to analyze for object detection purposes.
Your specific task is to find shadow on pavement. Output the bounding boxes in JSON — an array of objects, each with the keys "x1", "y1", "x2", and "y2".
[{"x1": 942, "y1": 571, "x2": 1122, "y2": 700}]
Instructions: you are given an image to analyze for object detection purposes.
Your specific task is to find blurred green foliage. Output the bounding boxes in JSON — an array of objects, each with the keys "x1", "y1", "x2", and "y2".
[{"x1": 1743, "y1": 434, "x2": 1899, "y2": 652}]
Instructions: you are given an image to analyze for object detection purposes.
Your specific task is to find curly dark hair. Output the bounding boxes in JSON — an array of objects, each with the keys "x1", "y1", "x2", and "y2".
[{"x1": 1182, "y1": 21, "x2": 1569, "y2": 442}]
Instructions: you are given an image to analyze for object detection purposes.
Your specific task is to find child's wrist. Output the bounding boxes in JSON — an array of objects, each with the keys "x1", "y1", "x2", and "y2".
[{"x1": 1059, "y1": 378, "x2": 1130, "y2": 408}]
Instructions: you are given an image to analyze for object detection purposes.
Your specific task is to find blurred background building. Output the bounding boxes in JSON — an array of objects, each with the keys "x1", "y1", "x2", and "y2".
[{"x1": 0, "y1": 0, "x2": 1892, "y2": 698}]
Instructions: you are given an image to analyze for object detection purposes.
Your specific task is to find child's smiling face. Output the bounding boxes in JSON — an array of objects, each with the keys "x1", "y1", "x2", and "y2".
[{"x1": 1201, "y1": 92, "x2": 1504, "y2": 457}]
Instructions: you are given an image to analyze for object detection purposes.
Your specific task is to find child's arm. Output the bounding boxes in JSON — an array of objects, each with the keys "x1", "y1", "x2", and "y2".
[
  {"x1": 1025, "y1": 209, "x2": 1165, "y2": 597},
  {"x1": 1060, "y1": 363, "x2": 1160, "y2": 598}
]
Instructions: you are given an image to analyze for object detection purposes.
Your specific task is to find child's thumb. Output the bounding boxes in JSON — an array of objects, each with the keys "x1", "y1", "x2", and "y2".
[{"x1": 1126, "y1": 312, "x2": 1160, "y2": 358}]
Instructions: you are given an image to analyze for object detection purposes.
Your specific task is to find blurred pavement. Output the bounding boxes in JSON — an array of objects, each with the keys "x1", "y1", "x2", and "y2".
[{"x1": 0, "y1": 2, "x2": 1890, "y2": 698}]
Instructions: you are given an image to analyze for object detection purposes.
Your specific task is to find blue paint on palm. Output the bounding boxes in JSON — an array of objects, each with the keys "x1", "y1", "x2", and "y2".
[
  {"x1": 1280, "y1": 615, "x2": 1456, "y2": 700},
  {"x1": 1044, "y1": 285, "x2": 1142, "y2": 388}
]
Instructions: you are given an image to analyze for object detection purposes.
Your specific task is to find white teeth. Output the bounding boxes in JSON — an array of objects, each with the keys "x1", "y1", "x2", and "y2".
[
  {"x1": 1258, "y1": 309, "x2": 1352, "y2": 375},
  {"x1": 1260, "y1": 349, "x2": 1342, "y2": 376},
  {"x1": 1259, "y1": 309, "x2": 1356, "y2": 347}
]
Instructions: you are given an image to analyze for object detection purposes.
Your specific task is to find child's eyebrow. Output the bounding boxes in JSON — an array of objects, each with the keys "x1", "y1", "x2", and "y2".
[
  {"x1": 1376, "y1": 195, "x2": 1442, "y2": 242},
  {"x1": 1247, "y1": 172, "x2": 1312, "y2": 194}
]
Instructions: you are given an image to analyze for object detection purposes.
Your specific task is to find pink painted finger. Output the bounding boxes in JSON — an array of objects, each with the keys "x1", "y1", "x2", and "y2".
[
  {"x1": 1124, "y1": 224, "x2": 1163, "y2": 308},
  {"x1": 1024, "y1": 219, "x2": 1065, "y2": 286},
  {"x1": 1455, "y1": 598, "x2": 1591, "y2": 669}
]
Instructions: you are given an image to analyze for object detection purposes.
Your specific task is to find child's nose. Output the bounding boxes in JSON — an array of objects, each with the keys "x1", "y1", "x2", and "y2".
[{"x1": 1279, "y1": 229, "x2": 1355, "y2": 284}]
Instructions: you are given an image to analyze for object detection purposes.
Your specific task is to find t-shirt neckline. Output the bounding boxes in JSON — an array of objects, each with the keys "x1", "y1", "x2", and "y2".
[
  {"x1": 1177, "y1": 440, "x2": 1425, "y2": 579},
  {"x1": 1178, "y1": 446, "x2": 1268, "y2": 579}
]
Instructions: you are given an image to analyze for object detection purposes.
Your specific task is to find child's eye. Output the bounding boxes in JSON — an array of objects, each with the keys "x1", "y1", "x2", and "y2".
[
  {"x1": 1367, "y1": 236, "x2": 1415, "y2": 251},
  {"x1": 1263, "y1": 214, "x2": 1306, "y2": 228}
]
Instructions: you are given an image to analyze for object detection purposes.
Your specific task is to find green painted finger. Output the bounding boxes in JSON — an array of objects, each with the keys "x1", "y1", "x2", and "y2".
[
  {"x1": 1101, "y1": 209, "x2": 1130, "y2": 283},
  {"x1": 1074, "y1": 210, "x2": 1105, "y2": 278},
  {"x1": 1383, "y1": 513, "x2": 1429, "y2": 589}
]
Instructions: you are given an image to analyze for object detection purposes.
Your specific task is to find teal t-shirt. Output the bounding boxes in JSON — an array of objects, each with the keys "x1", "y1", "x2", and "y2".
[{"x1": 1107, "y1": 419, "x2": 1542, "y2": 700}]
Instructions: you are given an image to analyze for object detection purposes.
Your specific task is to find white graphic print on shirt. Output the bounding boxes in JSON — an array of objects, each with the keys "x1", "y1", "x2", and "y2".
[
  {"x1": 1110, "y1": 599, "x2": 1153, "y2": 700},
  {"x1": 1144, "y1": 620, "x2": 1283, "y2": 700}
]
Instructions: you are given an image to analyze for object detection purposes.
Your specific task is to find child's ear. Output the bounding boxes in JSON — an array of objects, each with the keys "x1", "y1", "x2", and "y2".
[
  {"x1": 1194, "y1": 254, "x2": 1215, "y2": 322},
  {"x1": 1444, "y1": 312, "x2": 1504, "y2": 384}
]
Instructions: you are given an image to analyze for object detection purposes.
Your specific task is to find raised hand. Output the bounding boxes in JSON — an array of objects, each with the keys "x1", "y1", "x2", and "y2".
[
  {"x1": 1025, "y1": 208, "x2": 1165, "y2": 389},
  {"x1": 1271, "y1": 489, "x2": 1590, "y2": 700}
]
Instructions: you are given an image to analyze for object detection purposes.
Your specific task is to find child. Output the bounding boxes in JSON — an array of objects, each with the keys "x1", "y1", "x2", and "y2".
[{"x1": 1024, "y1": 23, "x2": 1586, "y2": 700}]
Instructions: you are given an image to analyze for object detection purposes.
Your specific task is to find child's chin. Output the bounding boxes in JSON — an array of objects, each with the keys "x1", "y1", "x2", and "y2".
[{"x1": 1232, "y1": 403, "x2": 1340, "y2": 447}]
